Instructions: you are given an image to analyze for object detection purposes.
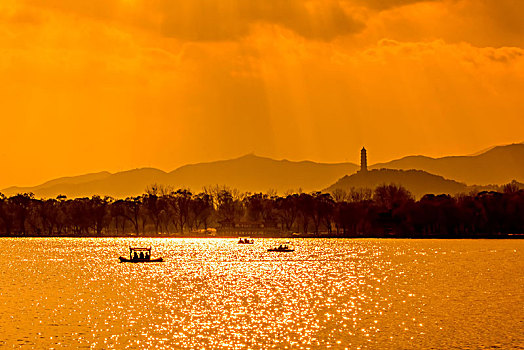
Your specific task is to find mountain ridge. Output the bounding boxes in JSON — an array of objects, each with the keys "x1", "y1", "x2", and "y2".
[
  {"x1": 370, "y1": 143, "x2": 524, "y2": 185},
  {"x1": 1, "y1": 155, "x2": 358, "y2": 198},
  {"x1": 2, "y1": 142, "x2": 523, "y2": 198},
  {"x1": 325, "y1": 168, "x2": 469, "y2": 199}
]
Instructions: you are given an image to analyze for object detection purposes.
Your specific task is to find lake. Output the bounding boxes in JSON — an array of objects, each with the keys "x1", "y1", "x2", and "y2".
[{"x1": 0, "y1": 238, "x2": 522, "y2": 349}]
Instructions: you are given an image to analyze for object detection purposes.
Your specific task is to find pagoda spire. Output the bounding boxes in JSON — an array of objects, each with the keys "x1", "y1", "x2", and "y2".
[{"x1": 360, "y1": 147, "x2": 368, "y2": 172}]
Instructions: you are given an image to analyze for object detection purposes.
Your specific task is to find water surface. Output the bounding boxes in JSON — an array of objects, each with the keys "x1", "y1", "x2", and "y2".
[{"x1": 0, "y1": 238, "x2": 522, "y2": 349}]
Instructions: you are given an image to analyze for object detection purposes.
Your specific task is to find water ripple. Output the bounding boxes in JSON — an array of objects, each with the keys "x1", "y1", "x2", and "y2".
[{"x1": 0, "y1": 238, "x2": 522, "y2": 349}]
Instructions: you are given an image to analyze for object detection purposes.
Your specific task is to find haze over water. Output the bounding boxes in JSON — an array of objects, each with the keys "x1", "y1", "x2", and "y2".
[{"x1": 1, "y1": 238, "x2": 522, "y2": 349}]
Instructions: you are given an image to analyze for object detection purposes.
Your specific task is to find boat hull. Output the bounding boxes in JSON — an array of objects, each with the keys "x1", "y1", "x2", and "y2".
[
  {"x1": 119, "y1": 256, "x2": 164, "y2": 263},
  {"x1": 267, "y1": 249, "x2": 294, "y2": 252}
]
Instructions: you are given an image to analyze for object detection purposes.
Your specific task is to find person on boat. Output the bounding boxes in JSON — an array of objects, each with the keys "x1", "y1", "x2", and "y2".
[
  {"x1": 145, "y1": 252, "x2": 150, "y2": 260},
  {"x1": 133, "y1": 252, "x2": 138, "y2": 260},
  {"x1": 140, "y1": 252, "x2": 144, "y2": 259}
]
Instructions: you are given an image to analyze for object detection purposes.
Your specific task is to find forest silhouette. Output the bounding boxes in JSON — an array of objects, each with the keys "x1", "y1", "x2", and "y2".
[{"x1": 1, "y1": 182, "x2": 522, "y2": 238}]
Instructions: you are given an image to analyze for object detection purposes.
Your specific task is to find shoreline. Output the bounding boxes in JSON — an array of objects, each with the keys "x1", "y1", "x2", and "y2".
[{"x1": 1, "y1": 234, "x2": 522, "y2": 239}]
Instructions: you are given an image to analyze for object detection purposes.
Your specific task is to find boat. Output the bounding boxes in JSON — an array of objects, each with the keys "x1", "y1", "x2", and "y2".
[
  {"x1": 119, "y1": 247, "x2": 164, "y2": 263},
  {"x1": 267, "y1": 244, "x2": 294, "y2": 252},
  {"x1": 238, "y1": 237, "x2": 254, "y2": 244}
]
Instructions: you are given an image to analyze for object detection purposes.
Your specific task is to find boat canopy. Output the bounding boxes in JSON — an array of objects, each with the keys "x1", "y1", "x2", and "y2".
[
  {"x1": 129, "y1": 247, "x2": 151, "y2": 252},
  {"x1": 120, "y1": 246, "x2": 163, "y2": 263},
  {"x1": 128, "y1": 246, "x2": 152, "y2": 260}
]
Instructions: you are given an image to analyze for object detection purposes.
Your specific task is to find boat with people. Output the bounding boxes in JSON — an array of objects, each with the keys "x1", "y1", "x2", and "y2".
[
  {"x1": 238, "y1": 237, "x2": 254, "y2": 244},
  {"x1": 119, "y1": 247, "x2": 164, "y2": 263},
  {"x1": 267, "y1": 244, "x2": 294, "y2": 252}
]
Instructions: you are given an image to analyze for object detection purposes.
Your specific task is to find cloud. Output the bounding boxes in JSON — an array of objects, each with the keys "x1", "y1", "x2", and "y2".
[
  {"x1": 15, "y1": 0, "x2": 524, "y2": 45},
  {"x1": 1, "y1": 0, "x2": 524, "y2": 188},
  {"x1": 353, "y1": 0, "x2": 441, "y2": 10},
  {"x1": 23, "y1": 0, "x2": 120, "y2": 21},
  {"x1": 154, "y1": 0, "x2": 366, "y2": 41},
  {"x1": 358, "y1": 0, "x2": 524, "y2": 48},
  {"x1": 367, "y1": 38, "x2": 524, "y2": 64},
  {"x1": 18, "y1": 0, "x2": 365, "y2": 41}
]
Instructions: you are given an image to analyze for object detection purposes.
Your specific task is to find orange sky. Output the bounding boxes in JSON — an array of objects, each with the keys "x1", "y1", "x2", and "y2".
[{"x1": 0, "y1": 0, "x2": 523, "y2": 188}]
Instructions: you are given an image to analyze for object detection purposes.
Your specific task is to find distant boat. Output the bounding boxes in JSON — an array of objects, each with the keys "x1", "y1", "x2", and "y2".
[
  {"x1": 119, "y1": 247, "x2": 164, "y2": 263},
  {"x1": 267, "y1": 244, "x2": 294, "y2": 252},
  {"x1": 238, "y1": 238, "x2": 254, "y2": 244}
]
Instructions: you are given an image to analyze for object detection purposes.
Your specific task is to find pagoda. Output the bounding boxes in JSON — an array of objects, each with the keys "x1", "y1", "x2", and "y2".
[{"x1": 360, "y1": 147, "x2": 368, "y2": 172}]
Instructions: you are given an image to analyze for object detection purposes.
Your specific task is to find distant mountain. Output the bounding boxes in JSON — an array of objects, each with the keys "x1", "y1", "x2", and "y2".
[
  {"x1": 371, "y1": 143, "x2": 524, "y2": 185},
  {"x1": 1, "y1": 155, "x2": 358, "y2": 198},
  {"x1": 3, "y1": 171, "x2": 112, "y2": 197},
  {"x1": 325, "y1": 169, "x2": 469, "y2": 199},
  {"x1": 167, "y1": 154, "x2": 357, "y2": 194},
  {"x1": 3, "y1": 142, "x2": 522, "y2": 199}
]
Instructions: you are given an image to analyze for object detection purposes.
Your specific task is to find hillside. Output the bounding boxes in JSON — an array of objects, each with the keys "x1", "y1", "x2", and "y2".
[
  {"x1": 325, "y1": 169, "x2": 469, "y2": 199},
  {"x1": 371, "y1": 143, "x2": 524, "y2": 185},
  {"x1": 2, "y1": 171, "x2": 112, "y2": 197},
  {"x1": 3, "y1": 142, "x2": 522, "y2": 199},
  {"x1": 167, "y1": 154, "x2": 357, "y2": 194},
  {"x1": 1, "y1": 155, "x2": 358, "y2": 198}
]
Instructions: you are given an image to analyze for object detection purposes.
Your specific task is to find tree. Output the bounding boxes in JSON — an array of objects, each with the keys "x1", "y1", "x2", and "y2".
[
  {"x1": 124, "y1": 196, "x2": 142, "y2": 234},
  {"x1": 38, "y1": 199, "x2": 60, "y2": 235},
  {"x1": 275, "y1": 194, "x2": 298, "y2": 231},
  {"x1": 67, "y1": 198, "x2": 91, "y2": 235},
  {"x1": 311, "y1": 192, "x2": 335, "y2": 234},
  {"x1": 331, "y1": 189, "x2": 347, "y2": 203},
  {"x1": 9, "y1": 193, "x2": 35, "y2": 235},
  {"x1": 91, "y1": 196, "x2": 111, "y2": 235},
  {"x1": 190, "y1": 192, "x2": 214, "y2": 230},
  {"x1": 296, "y1": 193, "x2": 314, "y2": 234},
  {"x1": 172, "y1": 189, "x2": 192, "y2": 233},
  {"x1": 373, "y1": 184, "x2": 413, "y2": 211},
  {"x1": 0, "y1": 193, "x2": 14, "y2": 235},
  {"x1": 215, "y1": 188, "x2": 243, "y2": 228},
  {"x1": 503, "y1": 180, "x2": 520, "y2": 194},
  {"x1": 144, "y1": 186, "x2": 167, "y2": 234}
]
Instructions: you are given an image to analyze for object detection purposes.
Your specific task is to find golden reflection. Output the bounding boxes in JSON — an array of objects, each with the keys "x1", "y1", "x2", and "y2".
[{"x1": 0, "y1": 238, "x2": 522, "y2": 348}]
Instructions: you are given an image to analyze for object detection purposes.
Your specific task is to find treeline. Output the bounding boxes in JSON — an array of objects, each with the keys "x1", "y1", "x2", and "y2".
[{"x1": 0, "y1": 182, "x2": 523, "y2": 237}]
